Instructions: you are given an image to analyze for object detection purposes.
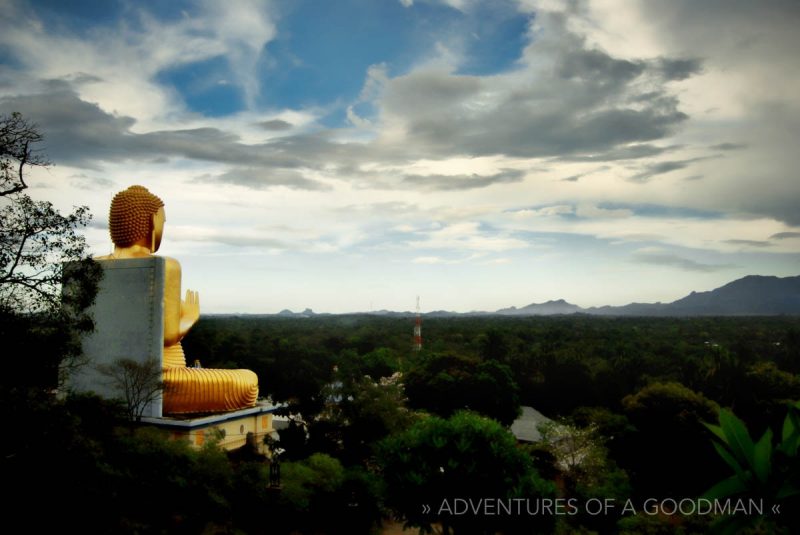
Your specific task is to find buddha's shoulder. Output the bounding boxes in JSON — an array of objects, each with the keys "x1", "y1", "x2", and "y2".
[{"x1": 162, "y1": 256, "x2": 182, "y2": 273}]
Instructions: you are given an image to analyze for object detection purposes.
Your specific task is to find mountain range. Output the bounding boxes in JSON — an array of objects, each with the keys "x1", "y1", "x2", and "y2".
[{"x1": 272, "y1": 275, "x2": 800, "y2": 317}]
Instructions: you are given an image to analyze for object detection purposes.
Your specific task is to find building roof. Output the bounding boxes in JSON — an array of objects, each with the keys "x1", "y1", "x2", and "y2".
[{"x1": 510, "y1": 406, "x2": 551, "y2": 442}]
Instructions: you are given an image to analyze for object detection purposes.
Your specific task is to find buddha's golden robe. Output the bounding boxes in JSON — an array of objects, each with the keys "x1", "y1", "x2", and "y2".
[{"x1": 161, "y1": 344, "x2": 259, "y2": 414}]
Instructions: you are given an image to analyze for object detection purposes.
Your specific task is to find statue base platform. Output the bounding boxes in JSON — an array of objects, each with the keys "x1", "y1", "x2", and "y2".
[{"x1": 141, "y1": 401, "x2": 282, "y2": 453}]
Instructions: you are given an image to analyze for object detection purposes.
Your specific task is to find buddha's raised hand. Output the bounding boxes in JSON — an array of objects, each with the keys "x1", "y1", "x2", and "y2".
[{"x1": 180, "y1": 289, "x2": 200, "y2": 334}]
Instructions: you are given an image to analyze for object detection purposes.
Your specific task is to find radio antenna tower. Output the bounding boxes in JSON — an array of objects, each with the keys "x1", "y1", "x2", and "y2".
[{"x1": 413, "y1": 296, "x2": 422, "y2": 351}]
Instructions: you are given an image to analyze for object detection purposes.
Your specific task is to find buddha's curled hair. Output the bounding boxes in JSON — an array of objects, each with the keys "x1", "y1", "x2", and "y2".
[{"x1": 108, "y1": 185, "x2": 164, "y2": 247}]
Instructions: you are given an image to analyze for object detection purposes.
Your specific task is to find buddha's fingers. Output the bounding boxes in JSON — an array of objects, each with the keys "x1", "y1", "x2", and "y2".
[{"x1": 184, "y1": 289, "x2": 200, "y2": 307}]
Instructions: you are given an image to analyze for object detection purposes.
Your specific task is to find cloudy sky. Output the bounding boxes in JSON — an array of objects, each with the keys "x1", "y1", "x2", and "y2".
[{"x1": 1, "y1": 0, "x2": 798, "y2": 313}]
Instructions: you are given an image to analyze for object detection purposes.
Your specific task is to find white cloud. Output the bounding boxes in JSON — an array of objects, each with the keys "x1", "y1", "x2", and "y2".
[
  {"x1": 410, "y1": 222, "x2": 528, "y2": 252},
  {"x1": 511, "y1": 205, "x2": 574, "y2": 218},
  {"x1": 0, "y1": 0, "x2": 276, "y2": 127},
  {"x1": 483, "y1": 257, "x2": 512, "y2": 265},
  {"x1": 412, "y1": 256, "x2": 445, "y2": 264},
  {"x1": 575, "y1": 204, "x2": 633, "y2": 219},
  {"x1": 197, "y1": 0, "x2": 275, "y2": 106}
]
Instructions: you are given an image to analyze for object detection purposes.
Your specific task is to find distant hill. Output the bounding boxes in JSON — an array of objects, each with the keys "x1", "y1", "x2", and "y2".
[
  {"x1": 664, "y1": 275, "x2": 800, "y2": 315},
  {"x1": 497, "y1": 299, "x2": 583, "y2": 316},
  {"x1": 277, "y1": 308, "x2": 319, "y2": 317},
  {"x1": 506, "y1": 275, "x2": 800, "y2": 317}
]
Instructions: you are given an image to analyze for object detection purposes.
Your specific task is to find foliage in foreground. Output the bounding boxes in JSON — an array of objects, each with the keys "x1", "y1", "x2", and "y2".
[{"x1": 704, "y1": 402, "x2": 800, "y2": 534}]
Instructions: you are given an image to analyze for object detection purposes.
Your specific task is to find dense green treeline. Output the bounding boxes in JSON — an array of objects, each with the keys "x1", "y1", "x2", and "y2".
[
  {"x1": 186, "y1": 314, "x2": 800, "y2": 425},
  {"x1": 180, "y1": 314, "x2": 800, "y2": 532}
]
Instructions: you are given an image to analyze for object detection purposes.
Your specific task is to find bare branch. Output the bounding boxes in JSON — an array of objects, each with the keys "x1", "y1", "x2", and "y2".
[
  {"x1": 16, "y1": 140, "x2": 29, "y2": 192},
  {"x1": 97, "y1": 358, "x2": 164, "y2": 421},
  {"x1": 0, "y1": 112, "x2": 49, "y2": 196},
  {"x1": 0, "y1": 229, "x2": 28, "y2": 284}
]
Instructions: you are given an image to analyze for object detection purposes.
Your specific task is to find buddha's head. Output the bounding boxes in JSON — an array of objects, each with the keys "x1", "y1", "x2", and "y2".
[{"x1": 109, "y1": 185, "x2": 165, "y2": 252}]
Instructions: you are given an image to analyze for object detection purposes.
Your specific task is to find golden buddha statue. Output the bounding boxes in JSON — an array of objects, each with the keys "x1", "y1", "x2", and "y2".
[{"x1": 98, "y1": 185, "x2": 259, "y2": 414}]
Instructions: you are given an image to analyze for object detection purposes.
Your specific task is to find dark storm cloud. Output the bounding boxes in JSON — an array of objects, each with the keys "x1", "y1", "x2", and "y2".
[
  {"x1": 43, "y1": 73, "x2": 104, "y2": 87},
  {"x1": 654, "y1": 58, "x2": 703, "y2": 81},
  {"x1": 401, "y1": 169, "x2": 524, "y2": 191},
  {"x1": 724, "y1": 239, "x2": 771, "y2": 248},
  {"x1": 0, "y1": 86, "x2": 243, "y2": 165},
  {"x1": 0, "y1": 86, "x2": 346, "y2": 185},
  {"x1": 197, "y1": 168, "x2": 331, "y2": 191},
  {"x1": 630, "y1": 156, "x2": 715, "y2": 182},
  {"x1": 563, "y1": 144, "x2": 676, "y2": 162},
  {"x1": 382, "y1": 65, "x2": 690, "y2": 159},
  {"x1": 2, "y1": 85, "x2": 531, "y2": 193},
  {"x1": 639, "y1": 0, "x2": 800, "y2": 64},
  {"x1": 377, "y1": 11, "x2": 700, "y2": 161},
  {"x1": 738, "y1": 187, "x2": 800, "y2": 227},
  {"x1": 770, "y1": 232, "x2": 800, "y2": 240},
  {"x1": 0, "y1": 85, "x2": 135, "y2": 164},
  {"x1": 70, "y1": 173, "x2": 114, "y2": 190},
  {"x1": 621, "y1": 1, "x2": 800, "y2": 228},
  {"x1": 633, "y1": 252, "x2": 733, "y2": 272},
  {"x1": 557, "y1": 48, "x2": 645, "y2": 82},
  {"x1": 711, "y1": 142, "x2": 747, "y2": 151},
  {"x1": 630, "y1": 160, "x2": 692, "y2": 182},
  {"x1": 560, "y1": 165, "x2": 611, "y2": 182},
  {"x1": 257, "y1": 119, "x2": 292, "y2": 131}
]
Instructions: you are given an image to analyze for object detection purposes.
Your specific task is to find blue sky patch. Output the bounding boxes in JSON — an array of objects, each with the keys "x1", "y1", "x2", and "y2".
[
  {"x1": 156, "y1": 57, "x2": 245, "y2": 117},
  {"x1": 454, "y1": 3, "x2": 531, "y2": 75}
]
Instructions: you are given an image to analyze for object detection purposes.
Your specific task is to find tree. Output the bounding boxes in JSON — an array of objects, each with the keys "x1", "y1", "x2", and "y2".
[
  {"x1": 1, "y1": 195, "x2": 95, "y2": 313},
  {"x1": 404, "y1": 353, "x2": 521, "y2": 425},
  {"x1": 275, "y1": 453, "x2": 367, "y2": 534},
  {"x1": 280, "y1": 453, "x2": 345, "y2": 513},
  {"x1": 739, "y1": 361, "x2": 800, "y2": 429},
  {"x1": 622, "y1": 381, "x2": 723, "y2": 497},
  {"x1": 378, "y1": 411, "x2": 555, "y2": 534},
  {"x1": 538, "y1": 420, "x2": 605, "y2": 477},
  {"x1": 97, "y1": 358, "x2": 165, "y2": 422},
  {"x1": 0, "y1": 112, "x2": 101, "y2": 390},
  {"x1": 536, "y1": 419, "x2": 631, "y2": 533},
  {"x1": 311, "y1": 372, "x2": 415, "y2": 463}
]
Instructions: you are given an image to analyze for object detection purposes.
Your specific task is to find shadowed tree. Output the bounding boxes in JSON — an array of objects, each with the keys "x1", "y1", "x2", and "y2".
[
  {"x1": 0, "y1": 112, "x2": 101, "y2": 391},
  {"x1": 97, "y1": 358, "x2": 165, "y2": 422},
  {"x1": 378, "y1": 411, "x2": 555, "y2": 535},
  {"x1": 623, "y1": 381, "x2": 724, "y2": 497},
  {"x1": 311, "y1": 371, "x2": 415, "y2": 463},
  {"x1": 404, "y1": 353, "x2": 521, "y2": 425}
]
